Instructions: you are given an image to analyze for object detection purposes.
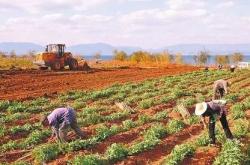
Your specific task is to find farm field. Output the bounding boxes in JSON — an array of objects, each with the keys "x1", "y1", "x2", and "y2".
[
  {"x1": 0, "y1": 68, "x2": 249, "y2": 165},
  {"x1": 0, "y1": 65, "x2": 198, "y2": 101}
]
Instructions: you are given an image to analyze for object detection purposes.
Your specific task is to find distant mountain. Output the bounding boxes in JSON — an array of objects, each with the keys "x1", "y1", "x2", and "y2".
[
  {"x1": 161, "y1": 44, "x2": 250, "y2": 55},
  {"x1": 0, "y1": 42, "x2": 43, "y2": 55},
  {"x1": 0, "y1": 42, "x2": 250, "y2": 56}
]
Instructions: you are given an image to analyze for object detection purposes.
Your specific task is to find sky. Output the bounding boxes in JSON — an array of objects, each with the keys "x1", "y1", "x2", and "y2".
[{"x1": 0, "y1": 0, "x2": 250, "y2": 48}]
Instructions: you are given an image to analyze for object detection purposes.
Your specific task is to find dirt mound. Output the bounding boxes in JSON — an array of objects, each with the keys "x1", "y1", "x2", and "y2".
[{"x1": 0, "y1": 65, "x2": 199, "y2": 101}]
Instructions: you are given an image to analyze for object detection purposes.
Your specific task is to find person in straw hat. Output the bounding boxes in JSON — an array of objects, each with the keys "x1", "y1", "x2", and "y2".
[
  {"x1": 195, "y1": 101, "x2": 233, "y2": 144},
  {"x1": 41, "y1": 106, "x2": 85, "y2": 142}
]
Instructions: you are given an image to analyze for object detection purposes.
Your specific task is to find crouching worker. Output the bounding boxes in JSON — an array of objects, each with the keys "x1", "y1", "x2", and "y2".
[
  {"x1": 41, "y1": 107, "x2": 85, "y2": 142},
  {"x1": 213, "y1": 79, "x2": 229, "y2": 100},
  {"x1": 195, "y1": 101, "x2": 233, "y2": 144}
]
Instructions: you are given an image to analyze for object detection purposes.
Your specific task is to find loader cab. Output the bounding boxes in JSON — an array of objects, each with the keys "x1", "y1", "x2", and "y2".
[{"x1": 46, "y1": 44, "x2": 65, "y2": 57}]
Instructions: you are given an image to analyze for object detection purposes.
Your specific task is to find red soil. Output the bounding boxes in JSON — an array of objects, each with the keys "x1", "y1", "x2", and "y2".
[
  {"x1": 181, "y1": 147, "x2": 220, "y2": 165},
  {"x1": 0, "y1": 65, "x2": 199, "y2": 101},
  {"x1": 115, "y1": 124, "x2": 203, "y2": 165}
]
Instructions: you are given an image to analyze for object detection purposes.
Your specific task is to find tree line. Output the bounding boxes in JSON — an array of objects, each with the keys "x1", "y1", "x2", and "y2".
[{"x1": 113, "y1": 50, "x2": 245, "y2": 65}]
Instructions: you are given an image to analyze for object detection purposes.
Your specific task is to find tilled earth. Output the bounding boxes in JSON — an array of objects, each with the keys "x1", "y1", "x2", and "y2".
[{"x1": 0, "y1": 65, "x2": 199, "y2": 101}]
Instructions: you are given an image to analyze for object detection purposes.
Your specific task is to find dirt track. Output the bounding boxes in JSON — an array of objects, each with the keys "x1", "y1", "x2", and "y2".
[{"x1": 0, "y1": 65, "x2": 199, "y2": 101}]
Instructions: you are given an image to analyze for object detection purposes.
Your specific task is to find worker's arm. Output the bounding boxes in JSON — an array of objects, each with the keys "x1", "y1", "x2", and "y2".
[
  {"x1": 201, "y1": 117, "x2": 208, "y2": 129},
  {"x1": 224, "y1": 82, "x2": 228, "y2": 94},
  {"x1": 51, "y1": 126, "x2": 60, "y2": 140}
]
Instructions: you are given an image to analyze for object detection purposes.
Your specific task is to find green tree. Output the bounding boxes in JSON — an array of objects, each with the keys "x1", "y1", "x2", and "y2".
[
  {"x1": 215, "y1": 55, "x2": 230, "y2": 65},
  {"x1": 155, "y1": 50, "x2": 174, "y2": 64},
  {"x1": 231, "y1": 52, "x2": 244, "y2": 64},
  {"x1": 113, "y1": 50, "x2": 127, "y2": 61},
  {"x1": 130, "y1": 51, "x2": 151, "y2": 63},
  {"x1": 195, "y1": 51, "x2": 210, "y2": 66}
]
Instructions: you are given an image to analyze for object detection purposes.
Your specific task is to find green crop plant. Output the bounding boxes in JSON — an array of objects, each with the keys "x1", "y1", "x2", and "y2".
[
  {"x1": 143, "y1": 123, "x2": 167, "y2": 140},
  {"x1": 166, "y1": 120, "x2": 185, "y2": 134},
  {"x1": 186, "y1": 115, "x2": 200, "y2": 125},
  {"x1": 11, "y1": 161, "x2": 31, "y2": 165},
  {"x1": 159, "y1": 96, "x2": 174, "y2": 104},
  {"x1": 139, "y1": 98, "x2": 155, "y2": 109},
  {"x1": 72, "y1": 100, "x2": 86, "y2": 109},
  {"x1": 195, "y1": 133, "x2": 210, "y2": 146},
  {"x1": 78, "y1": 112, "x2": 103, "y2": 126},
  {"x1": 171, "y1": 89, "x2": 186, "y2": 98},
  {"x1": 0, "y1": 126, "x2": 6, "y2": 137},
  {"x1": 105, "y1": 110, "x2": 130, "y2": 121},
  {"x1": 125, "y1": 95, "x2": 141, "y2": 105},
  {"x1": 72, "y1": 154, "x2": 106, "y2": 165},
  {"x1": 231, "y1": 103, "x2": 246, "y2": 119},
  {"x1": 162, "y1": 143, "x2": 195, "y2": 165},
  {"x1": 137, "y1": 114, "x2": 152, "y2": 124},
  {"x1": 213, "y1": 140, "x2": 245, "y2": 165},
  {"x1": 153, "y1": 111, "x2": 168, "y2": 121},
  {"x1": 0, "y1": 100, "x2": 9, "y2": 111},
  {"x1": 58, "y1": 90, "x2": 87, "y2": 101},
  {"x1": 22, "y1": 130, "x2": 51, "y2": 148},
  {"x1": 32, "y1": 143, "x2": 62, "y2": 163},
  {"x1": 9, "y1": 123, "x2": 40, "y2": 134},
  {"x1": 105, "y1": 143, "x2": 128, "y2": 161},
  {"x1": 7, "y1": 102, "x2": 27, "y2": 114},
  {"x1": 110, "y1": 92, "x2": 127, "y2": 102},
  {"x1": 128, "y1": 138, "x2": 160, "y2": 155},
  {"x1": 225, "y1": 94, "x2": 239, "y2": 103},
  {"x1": 122, "y1": 119, "x2": 136, "y2": 130},
  {"x1": 95, "y1": 124, "x2": 116, "y2": 141},
  {"x1": 233, "y1": 119, "x2": 249, "y2": 138},
  {"x1": 0, "y1": 140, "x2": 20, "y2": 152},
  {"x1": 29, "y1": 97, "x2": 49, "y2": 106}
]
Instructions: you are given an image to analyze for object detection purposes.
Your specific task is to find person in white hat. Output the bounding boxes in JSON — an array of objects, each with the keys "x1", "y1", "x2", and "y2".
[{"x1": 195, "y1": 101, "x2": 233, "y2": 144}]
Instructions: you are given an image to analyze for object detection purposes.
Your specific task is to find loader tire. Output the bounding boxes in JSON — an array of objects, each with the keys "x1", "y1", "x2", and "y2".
[
  {"x1": 51, "y1": 61, "x2": 61, "y2": 71},
  {"x1": 69, "y1": 59, "x2": 78, "y2": 70}
]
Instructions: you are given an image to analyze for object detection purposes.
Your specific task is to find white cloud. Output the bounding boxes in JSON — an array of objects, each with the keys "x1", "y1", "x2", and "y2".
[
  {"x1": 167, "y1": 0, "x2": 206, "y2": 10},
  {"x1": 0, "y1": 0, "x2": 111, "y2": 13},
  {"x1": 216, "y1": 1, "x2": 234, "y2": 9}
]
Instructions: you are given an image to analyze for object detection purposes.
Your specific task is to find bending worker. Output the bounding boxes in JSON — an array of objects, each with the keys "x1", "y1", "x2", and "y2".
[
  {"x1": 213, "y1": 79, "x2": 229, "y2": 100},
  {"x1": 195, "y1": 101, "x2": 233, "y2": 144},
  {"x1": 41, "y1": 107, "x2": 85, "y2": 142}
]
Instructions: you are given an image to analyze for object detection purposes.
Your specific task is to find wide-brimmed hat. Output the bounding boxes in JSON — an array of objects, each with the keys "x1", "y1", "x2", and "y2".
[{"x1": 195, "y1": 102, "x2": 207, "y2": 115}]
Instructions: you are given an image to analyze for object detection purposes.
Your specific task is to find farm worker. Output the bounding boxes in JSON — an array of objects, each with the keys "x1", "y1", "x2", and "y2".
[
  {"x1": 195, "y1": 100, "x2": 233, "y2": 144},
  {"x1": 230, "y1": 65, "x2": 236, "y2": 72},
  {"x1": 41, "y1": 107, "x2": 85, "y2": 142},
  {"x1": 213, "y1": 79, "x2": 229, "y2": 100},
  {"x1": 218, "y1": 64, "x2": 223, "y2": 70}
]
